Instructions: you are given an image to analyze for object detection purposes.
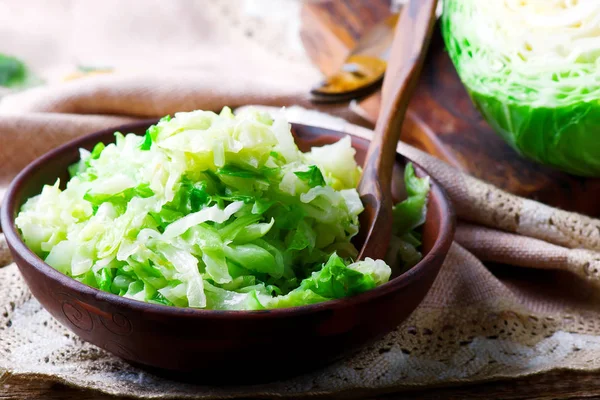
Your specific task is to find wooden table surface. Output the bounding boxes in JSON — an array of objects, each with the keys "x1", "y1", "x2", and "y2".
[{"x1": 3, "y1": 370, "x2": 600, "y2": 399}]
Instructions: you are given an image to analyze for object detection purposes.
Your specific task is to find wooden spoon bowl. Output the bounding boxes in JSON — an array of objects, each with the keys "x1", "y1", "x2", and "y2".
[{"x1": 1, "y1": 120, "x2": 454, "y2": 383}]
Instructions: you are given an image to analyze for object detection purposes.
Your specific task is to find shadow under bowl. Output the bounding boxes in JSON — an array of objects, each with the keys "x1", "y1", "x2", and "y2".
[{"x1": 0, "y1": 120, "x2": 455, "y2": 384}]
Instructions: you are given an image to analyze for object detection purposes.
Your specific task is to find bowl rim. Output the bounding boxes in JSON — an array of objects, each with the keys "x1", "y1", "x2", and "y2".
[{"x1": 1, "y1": 119, "x2": 455, "y2": 319}]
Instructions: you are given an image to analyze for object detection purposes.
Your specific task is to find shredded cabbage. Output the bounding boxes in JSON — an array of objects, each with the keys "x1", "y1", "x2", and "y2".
[
  {"x1": 442, "y1": 0, "x2": 600, "y2": 176},
  {"x1": 15, "y1": 107, "x2": 429, "y2": 310}
]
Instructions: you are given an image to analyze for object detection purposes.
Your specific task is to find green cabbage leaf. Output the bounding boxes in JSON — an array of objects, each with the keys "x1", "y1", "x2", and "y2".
[{"x1": 442, "y1": 0, "x2": 600, "y2": 176}]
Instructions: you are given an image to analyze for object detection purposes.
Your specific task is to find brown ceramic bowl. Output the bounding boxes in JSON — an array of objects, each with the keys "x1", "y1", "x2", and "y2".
[{"x1": 1, "y1": 120, "x2": 454, "y2": 383}]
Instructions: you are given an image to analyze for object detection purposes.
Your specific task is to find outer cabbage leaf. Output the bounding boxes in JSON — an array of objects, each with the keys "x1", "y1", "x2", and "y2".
[{"x1": 442, "y1": 0, "x2": 600, "y2": 176}]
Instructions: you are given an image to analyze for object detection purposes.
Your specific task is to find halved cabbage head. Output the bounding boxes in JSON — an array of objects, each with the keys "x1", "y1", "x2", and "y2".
[
  {"x1": 15, "y1": 107, "x2": 429, "y2": 310},
  {"x1": 442, "y1": 0, "x2": 600, "y2": 176}
]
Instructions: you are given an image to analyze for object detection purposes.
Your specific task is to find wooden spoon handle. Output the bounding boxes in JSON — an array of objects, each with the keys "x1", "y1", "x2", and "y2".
[
  {"x1": 361, "y1": 0, "x2": 438, "y2": 189},
  {"x1": 356, "y1": 0, "x2": 438, "y2": 261}
]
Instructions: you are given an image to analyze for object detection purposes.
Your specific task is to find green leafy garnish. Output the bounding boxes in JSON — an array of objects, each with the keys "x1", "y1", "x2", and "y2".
[
  {"x1": 0, "y1": 53, "x2": 41, "y2": 89},
  {"x1": 0, "y1": 54, "x2": 26, "y2": 87}
]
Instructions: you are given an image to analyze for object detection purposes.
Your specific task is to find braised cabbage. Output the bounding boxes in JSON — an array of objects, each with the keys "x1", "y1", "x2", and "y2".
[{"x1": 16, "y1": 108, "x2": 429, "y2": 309}]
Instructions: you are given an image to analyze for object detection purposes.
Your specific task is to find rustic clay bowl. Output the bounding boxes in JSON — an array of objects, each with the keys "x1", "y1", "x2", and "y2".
[{"x1": 1, "y1": 121, "x2": 455, "y2": 383}]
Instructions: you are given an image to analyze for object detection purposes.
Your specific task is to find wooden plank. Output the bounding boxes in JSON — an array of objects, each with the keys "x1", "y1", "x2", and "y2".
[
  {"x1": 4, "y1": 370, "x2": 600, "y2": 399},
  {"x1": 300, "y1": 0, "x2": 392, "y2": 76}
]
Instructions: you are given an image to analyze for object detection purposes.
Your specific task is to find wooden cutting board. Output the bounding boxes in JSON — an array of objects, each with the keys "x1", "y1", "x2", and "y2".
[{"x1": 300, "y1": 0, "x2": 600, "y2": 217}]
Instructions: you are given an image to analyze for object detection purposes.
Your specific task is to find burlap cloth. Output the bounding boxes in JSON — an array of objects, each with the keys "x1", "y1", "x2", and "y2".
[{"x1": 3, "y1": 1, "x2": 600, "y2": 398}]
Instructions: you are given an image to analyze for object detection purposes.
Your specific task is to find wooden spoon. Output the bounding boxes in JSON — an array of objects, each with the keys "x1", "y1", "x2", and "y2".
[
  {"x1": 309, "y1": 12, "x2": 400, "y2": 104},
  {"x1": 357, "y1": 0, "x2": 439, "y2": 261}
]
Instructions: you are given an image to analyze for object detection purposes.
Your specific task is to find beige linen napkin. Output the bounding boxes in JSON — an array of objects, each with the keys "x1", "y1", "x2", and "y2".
[{"x1": 3, "y1": 1, "x2": 600, "y2": 398}]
